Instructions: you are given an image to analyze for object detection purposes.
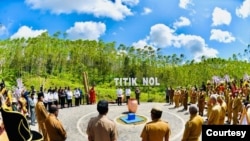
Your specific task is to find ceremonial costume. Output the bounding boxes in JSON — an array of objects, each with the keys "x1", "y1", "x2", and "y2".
[
  {"x1": 18, "y1": 96, "x2": 27, "y2": 116},
  {"x1": 89, "y1": 87, "x2": 96, "y2": 104}
]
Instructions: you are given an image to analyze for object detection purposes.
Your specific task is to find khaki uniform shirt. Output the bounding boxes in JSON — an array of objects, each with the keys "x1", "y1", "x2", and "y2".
[
  {"x1": 219, "y1": 101, "x2": 227, "y2": 124},
  {"x1": 35, "y1": 101, "x2": 48, "y2": 123},
  {"x1": 45, "y1": 114, "x2": 67, "y2": 141},
  {"x1": 207, "y1": 104, "x2": 221, "y2": 125},
  {"x1": 140, "y1": 119, "x2": 171, "y2": 141},
  {"x1": 87, "y1": 115, "x2": 118, "y2": 141},
  {"x1": 181, "y1": 114, "x2": 204, "y2": 141}
]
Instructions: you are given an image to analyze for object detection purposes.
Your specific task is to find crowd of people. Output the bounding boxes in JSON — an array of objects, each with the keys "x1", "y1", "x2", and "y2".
[
  {"x1": 1, "y1": 77, "x2": 250, "y2": 141},
  {"x1": 0, "y1": 81, "x2": 98, "y2": 141},
  {"x1": 166, "y1": 79, "x2": 250, "y2": 126}
]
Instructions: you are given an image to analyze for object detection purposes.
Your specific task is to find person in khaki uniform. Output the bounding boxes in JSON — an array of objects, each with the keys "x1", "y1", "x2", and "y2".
[
  {"x1": 226, "y1": 93, "x2": 234, "y2": 124},
  {"x1": 181, "y1": 104, "x2": 204, "y2": 141},
  {"x1": 36, "y1": 92, "x2": 49, "y2": 141},
  {"x1": 197, "y1": 90, "x2": 205, "y2": 116},
  {"x1": 190, "y1": 87, "x2": 197, "y2": 104},
  {"x1": 217, "y1": 95, "x2": 227, "y2": 124},
  {"x1": 207, "y1": 94, "x2": 221, "y2": 125},
  {"x1": 179, "y1": 88, "x2": 185, "y2": 106},
  {"x1": 174, "y1": 89, "x2": 181, "y2": 108},
  {"x1": 169, "y1": 87, "x2": 174, "y2": 105},
  {"x1": 182, "y1": 88, "x2": 188, "y2": 110},
  {"x1": 141, "y1": 106, "x2": 171, "y2": 141},
  {"x1": 87, "y1": 100, "x2": 118, "y2": 141},
  {"x1": 232, "y1": 93, "x2": 243, "y2": 125},
  {"x1": 206, "y1": 100, "x2": 212, "y2": 120},
  {"x1": 45, "y1": 105, "x2": 67, "y2": 141}
]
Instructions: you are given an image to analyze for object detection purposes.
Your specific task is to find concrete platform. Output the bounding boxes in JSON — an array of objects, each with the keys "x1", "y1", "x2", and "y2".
[{"x1": 52, "y1": 103, "x2": 190, "y2": 141}]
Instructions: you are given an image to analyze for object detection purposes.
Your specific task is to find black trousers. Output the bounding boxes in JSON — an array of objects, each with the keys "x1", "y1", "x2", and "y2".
[
  {"x1": 48, "y1": 102, "x2": 53, "y2": 110},
  {"x1": 60, "y1": 96, "x2": 65, "y2": 108},
  {"x1": 136, "y1": 96, "x2": 140, "y2": 105},
  {"x1": 75, "y1": 98, "x2": 79, "y2": 106},
  {"x1": 67, "y1": 99, "x2": 72, "y2": 107},
  {"x1": 117, "y1": 97, "x2": 122, "y2": 106},
  {"x1": 126, "y1": 96, "x2": 130, "y2": 104}
]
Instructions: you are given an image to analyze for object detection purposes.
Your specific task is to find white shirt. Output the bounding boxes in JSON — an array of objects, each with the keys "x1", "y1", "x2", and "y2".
[
  {"x1": 125, "y1": 88, "x2": 131, "y2": 96},
  {"x1": 43, "y1": 92, "x2": 48, "y2": 103},
  {"x1": 48, "y1": 92, "x2": 54, "y2": 102},
  {"x1": 74, "y1": 90, "x2": 80, "y2": 98},
  {"x1": 53, "y1": 92, "x2": 59, "y2": 101},
  {"x1": 117, "y1": 88, "x2": 123, "y2": 97},
  {"x1": 67, "y1": 90, "x2": 73, "y2": 99}
]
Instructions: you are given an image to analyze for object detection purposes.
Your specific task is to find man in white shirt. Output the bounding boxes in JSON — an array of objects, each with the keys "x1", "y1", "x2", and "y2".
[
  {"x1": 116, "y1": 87, "x2": 123, "y2": 106},
  {"x1": 74, "y1": 88, "x2": 80, "y2": 106},
  {"x1": 125, "y1": 87, "x2": 131, "y2": 104}
]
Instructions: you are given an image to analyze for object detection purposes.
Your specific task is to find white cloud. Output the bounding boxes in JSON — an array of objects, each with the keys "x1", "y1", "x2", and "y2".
[
  {"x1": 179, "y1": 0, "x2": 193, "y2": 9},
  {"x1": 149, "y1": 24, "x2": 176, "y2": 47},
  {"x1": 121, "y1": 0, "x2": 139, "y2": 6},
  {"x1": 177, "y1": 34, "x2": 218, "y2": 61},
  {"x1": 210, "y1": 29, "x2": 235, "y2": 43},
  {"x1": 236, "y1": 0, "x2": 250, "y2": 19},
  {"x1": 141, "y1": 7, "x2": 152, "y2": 15},
  {"x1": 0, "y1": 24, "x2": 8, "y2": 36},
  {"x1": 66, "y1": 21, "x2": 106, "y2": 40},
  {"x1": 212, "y1": 7, "x2": 232, "y2": 26},
  {"x1": 173, "y1": 16, "x2": 191, "y2": 29},
  {"x1": 133, "y1": 24, "x2": 218, "y2": 62},
  {"x1": 10, "y1": 26, "x2": 46, "y2": 39},
  {"x1": 25, "y1": 0, "x2": 133, "y2": 21},
  {"x1": 132, "y1": 39, "x2": 148, "y2": 50}
]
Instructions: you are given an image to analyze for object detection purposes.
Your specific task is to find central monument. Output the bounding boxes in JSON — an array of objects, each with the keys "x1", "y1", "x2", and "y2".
[{"x1": 119, "y1": 98, "x2": 146, "y2": 124}]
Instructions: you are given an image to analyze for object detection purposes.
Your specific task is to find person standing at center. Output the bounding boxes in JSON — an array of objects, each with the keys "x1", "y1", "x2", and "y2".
[
  {"x1": 125, "y1": 87, "x2": 131, "y2": 104},
  {"x1": 86, "y1": 100, "x2": 118, "y2": 141},
  {"x1": 140, "y1": 106, "x2": 171, "y2": 141}
]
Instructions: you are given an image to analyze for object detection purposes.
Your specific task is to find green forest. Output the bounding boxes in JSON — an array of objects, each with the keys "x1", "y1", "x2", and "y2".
[{"x1": 1, "y1": 32, "x2": 250, "y2": 102}]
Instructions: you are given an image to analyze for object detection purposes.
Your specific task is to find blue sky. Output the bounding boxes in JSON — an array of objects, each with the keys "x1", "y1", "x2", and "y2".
[{"x1": 0, "y1": 0, "x2": 250, "y2": 61}]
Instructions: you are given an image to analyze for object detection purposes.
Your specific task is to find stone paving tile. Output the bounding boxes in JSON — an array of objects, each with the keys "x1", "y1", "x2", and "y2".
[{"x1": 31, "y1": 103, "x2": 194, "y2": 141}]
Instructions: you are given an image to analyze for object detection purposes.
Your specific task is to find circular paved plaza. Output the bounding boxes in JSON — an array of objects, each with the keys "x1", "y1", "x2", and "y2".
[{"x1": 31, "y1": 103, "x2": 192, "y2": 141}]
